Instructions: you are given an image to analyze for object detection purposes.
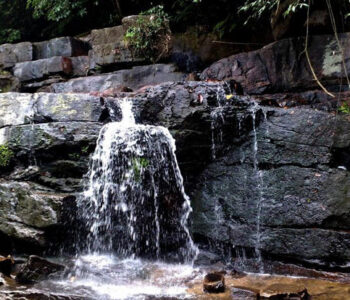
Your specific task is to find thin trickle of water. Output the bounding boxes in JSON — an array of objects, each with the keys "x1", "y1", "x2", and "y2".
[
  {"x1": 234, "y1": 247, "x2": 247, "y2": 270},
  {"x1": 77, "y1": 99, "x2": 198, "y2": 263},
  {"x1": 210, "y1": 87, "x2": 226, "y2": 160},
  {"x1": 249, "y1": 102, "x2": 265, "y2": 273}
]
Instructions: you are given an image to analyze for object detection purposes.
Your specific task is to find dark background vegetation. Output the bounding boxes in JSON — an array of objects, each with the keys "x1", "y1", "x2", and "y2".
[{"x1": 1, "y1": 0, "x2": 350, "y2": 45}]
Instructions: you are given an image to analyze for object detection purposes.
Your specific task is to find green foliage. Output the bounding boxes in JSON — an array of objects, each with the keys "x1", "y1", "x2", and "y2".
[
  {"x1": 239, "y1": 0, "x2": 309, "y2": 24},
  {"x1": 26, "y1": 0, "x2": 96, "y2": 22},
  {"x1": 338, "y1": 102, "x2": 350, "y2": 114},
  {"x1": 213, "y1": 16, "x2": 236, "y2": 39},
  {"x1": 0, "y1": 144, "x2": 14, "y2": 167},
  {"x1": 81, "y1": 145, "x2": 90, "y2": 154},
  {"x1": 124, "y1": 5, "x2": 170, "y2": 62},
  {"x1": 68, "y1": 153, "x2": 80, "y2": 160},
  {"x1": 132, "y1": 157, "x2": 149, "y2": 181},
  {"x1": 0, "y1": 29, "x2": 21, "y2": 44}
]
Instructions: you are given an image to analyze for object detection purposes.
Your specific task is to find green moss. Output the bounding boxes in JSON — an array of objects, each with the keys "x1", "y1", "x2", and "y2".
[
  {"x1": 68, "y1": 153, "x2": 80, "y2": 160},
  {"x1": 339, "y1": 102, "x2": 350, "y2": 114},
  {"x1": 132, "y1": 157, "x2": 150, "y2": 181},
  {"x1": 0, "y1": 144, "x2": 14, "y2": 167},
  {"x1": 81, "y1": 145, "x2": 89, "y2": 154}
]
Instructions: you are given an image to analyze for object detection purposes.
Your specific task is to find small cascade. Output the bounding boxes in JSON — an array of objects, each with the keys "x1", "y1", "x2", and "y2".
[
  {"x1": 77, "y1": 99, "x2": 198, "y2": 263},
  {"x1": 249, "y1": 102, "x2": 265, "y2": 273}
]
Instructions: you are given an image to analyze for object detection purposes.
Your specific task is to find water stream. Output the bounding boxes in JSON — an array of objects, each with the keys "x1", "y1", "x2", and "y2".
[{"x1": 250, "y1": 102, "x2": 265, "y2": 273}]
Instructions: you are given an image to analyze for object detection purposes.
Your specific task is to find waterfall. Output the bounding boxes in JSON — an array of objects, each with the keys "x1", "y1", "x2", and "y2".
[{"x1": 77, "y1": 99, "x2": 198, "y2": 263}]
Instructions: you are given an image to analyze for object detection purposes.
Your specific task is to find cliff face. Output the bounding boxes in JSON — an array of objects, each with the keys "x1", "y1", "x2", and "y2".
[{"x1": 0, "y1": 25, "x2": 349, "y2": 271}]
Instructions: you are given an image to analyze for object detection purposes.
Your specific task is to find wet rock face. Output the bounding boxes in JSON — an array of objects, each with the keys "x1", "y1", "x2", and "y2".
[
  {"x1": 190, "y1": 102, "x2": 350, "y2": 268},
  {"x1": 0, "y1": 77, "x2": 349, "y2": 269},
  {"x1": 201, "y1": 33, "x2": 350, "y2": 94}
]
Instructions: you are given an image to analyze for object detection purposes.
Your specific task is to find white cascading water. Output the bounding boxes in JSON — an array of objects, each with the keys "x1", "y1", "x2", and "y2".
[{"x1": 77, "y1": 99, "x2": 198, "y2": 262}]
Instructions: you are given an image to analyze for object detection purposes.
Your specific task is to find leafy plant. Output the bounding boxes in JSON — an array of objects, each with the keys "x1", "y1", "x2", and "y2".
[
  {"x1": 0, "y1": 144, "x2": 14, "y2": 167},
  {"x1": 338, "y1": 102, "x2": 350, "y2": 114},
  {"x1": 239, "y1": 0, "x2": 309, "y2": 24},
  {"x1": 26, "y1": 0, "x2": 95, "y2": 22},
  {"x1": 124, "y1": 5, "x2": 171, "y2": 62},
  {"x1": 0, "y1": 29, "x2": 21, "y2": 44},
  {"x1": 213, "y1": 15, "x2": 236, "y2": 39}
]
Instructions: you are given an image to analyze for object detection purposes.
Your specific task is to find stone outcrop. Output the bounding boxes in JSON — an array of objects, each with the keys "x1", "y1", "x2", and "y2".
[
  {"x1": 0, "y1": 77, "x2": 349, "y2": 270},
  {"x1": 0, "y1": 92, "x2": 108, "y2": 253},
  {"x1": 50, "y1": 64, "x2": 185, "y2": 94},
  {"x1": 123, "y1": 81, "x2": 350, "y2": 269},
  {"x1": 201, "y1": 33, "x2": 350, "y2": 95}
]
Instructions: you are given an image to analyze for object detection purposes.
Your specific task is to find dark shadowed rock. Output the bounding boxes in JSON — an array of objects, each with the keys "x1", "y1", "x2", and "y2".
[
  {"x1": 0, "y1": 72, "x2": 20, "y2": 93},
  {"x1": 33, "y1": 37, "x2": 89, "y2": 60},
  {"x1": 16, "y1": 255, "x2": 65, "y2": 284},
  {"x1": 201, "y1": 33, "x2": 350, "y2": 94},
  {"x1": 203, "y1": 272, "x2": 225, "y2": 293},
  {"x1": 0, "y1": 255, "x2": 14, "y2": 276}
]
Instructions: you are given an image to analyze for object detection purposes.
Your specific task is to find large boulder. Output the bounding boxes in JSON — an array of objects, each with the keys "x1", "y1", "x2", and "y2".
[
  {"x1": 201, "y1": 33, "x2": 350, "y2": 94},
  {"x1": 0, "y1": 181, "x2": 63, "y2": 253},
  {"x1": 33, "y1": 37, "x2": 89, "y2": 60},
  {"x1": 90, "y1": 25, "x2": 125, "y2": 45},
  {"x1": 13, "y1": 57, "x2": 73, "y2": 82},
  {"x1": 89, "y1": 23, "x2": 138, "y2": 70},
  {"x1": 0, "y1": 93, "x2": 107, "y2": 128},
  {"x1": 0, "y1": 42, "x2": 33, "y2": 69}
]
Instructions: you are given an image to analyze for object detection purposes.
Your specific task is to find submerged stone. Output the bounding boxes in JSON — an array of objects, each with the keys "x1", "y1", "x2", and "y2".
[
  {"x1": 16, "y1": 255, "x2": 65, "y2": 284},
  {"x1": 203, "y1": 272, "x2": 226, "y2": 293}
]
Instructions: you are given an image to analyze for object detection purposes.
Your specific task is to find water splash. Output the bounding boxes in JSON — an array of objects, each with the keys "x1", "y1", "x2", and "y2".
[{"x1": 77, "y1": 99, "x2": 198, "y2": 263}]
